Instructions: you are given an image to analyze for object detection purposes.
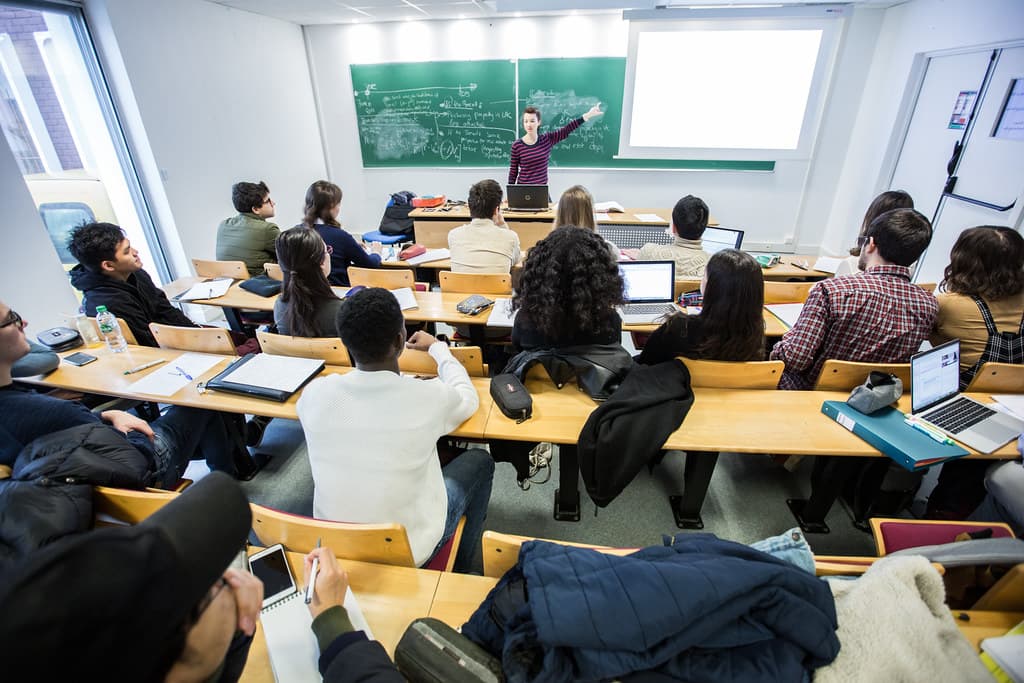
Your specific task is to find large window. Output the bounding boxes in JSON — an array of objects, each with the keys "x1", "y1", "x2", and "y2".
[{"x1": 0, "y1": 2, "x2": 167, "y2": 282}]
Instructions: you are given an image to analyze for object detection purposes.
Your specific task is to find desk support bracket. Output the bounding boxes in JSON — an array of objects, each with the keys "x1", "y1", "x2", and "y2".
[
  {"x1": 670, "y1": 450, "x2": 719, "y2": 529},
  {"x1": 554, "y1": 444, "x2": 581, "y2": 522}
]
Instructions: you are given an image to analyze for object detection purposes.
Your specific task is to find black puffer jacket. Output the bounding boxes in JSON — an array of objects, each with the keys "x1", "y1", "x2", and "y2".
[{"x1": 502, "y1": 343, "x2": 634, "y2": 401}]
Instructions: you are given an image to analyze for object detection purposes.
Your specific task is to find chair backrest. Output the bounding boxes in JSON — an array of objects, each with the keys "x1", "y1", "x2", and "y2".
[
  {"x1": 965, "y1": 362, "x2": 1024, "y2": 393},
  {"x1": 192, "y1": 258, "x2": 249, "y2": 280},
  {"x1": 482, "y1": 531, "x2": 635, "y2": 578},
  {"x1": 681, "y1": 358, "x2": 784, "y2": 389},
  {"x1": 869, "y1": 517, "x2": 1016, "y2": 556},
  {"x1": 438, "y1": 271, "x2": 513, "y2": 295},
  {"x1": 673, "y1": 279, "x2": 702, "y2": 300},
  {"x1": 250, "y1": 503, "x2": 417, "y2": 567},
  {"x1": 93, "y1": 486, "x2": 178, "y2": 526},
  {"x1": 399, "y1": 346, "x2": 486, "y2": 377},
  {"x1": 149, "y1": 323, "x2": 237, "y2": 355},
  {"x1": 264, "y1": 262, "x2": 283, "y2": 281},
  {"x1": 256, "y1": 331, "x2": 352, "y2": 366},
  {"x1": 763, "y1": 281, "x2": 815, "y2": 304},
  {"x1": 814, "y1": 360, "x2": 912, "y2": 391},
  {"x1": 347, "y1": 266, "x2": 414, "y2": 289},
  {"x1": 86, "y1": 317, "x2": 138, "y2": 345}
]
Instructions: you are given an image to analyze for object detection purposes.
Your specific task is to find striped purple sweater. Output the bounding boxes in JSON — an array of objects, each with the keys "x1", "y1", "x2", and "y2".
[{"x1": 507, "y1": 117, "x2": 584, "y2": 185}]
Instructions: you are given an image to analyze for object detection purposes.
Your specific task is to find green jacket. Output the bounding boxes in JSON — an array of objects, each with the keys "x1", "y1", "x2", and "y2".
[{"x1": 215, "y1": 213, "x2": 280, "y2": 277}]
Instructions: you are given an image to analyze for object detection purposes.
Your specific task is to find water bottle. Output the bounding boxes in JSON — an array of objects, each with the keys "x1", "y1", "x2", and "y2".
[
  {"x1": 74, "y1": 312, "x2": 101, "y2": 346},
  {"x1": 95, "y1": 305, "x2": 127, "y2": 353}
]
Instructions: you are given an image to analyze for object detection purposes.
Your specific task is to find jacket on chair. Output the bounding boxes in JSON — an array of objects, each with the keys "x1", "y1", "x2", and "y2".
[{"x1": 502, "y1": 343, "x2": 634, "y2": 401}]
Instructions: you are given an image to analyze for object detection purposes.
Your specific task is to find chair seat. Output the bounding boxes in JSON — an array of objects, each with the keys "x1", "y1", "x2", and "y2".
[{"x1": 361, "y1": 230, "x2": 406, "y2": 245}]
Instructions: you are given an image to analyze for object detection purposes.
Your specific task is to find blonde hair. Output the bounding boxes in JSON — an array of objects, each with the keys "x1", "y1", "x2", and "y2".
[{"x1": 554, "y1": 185, "x2": 595, "y2": 231}]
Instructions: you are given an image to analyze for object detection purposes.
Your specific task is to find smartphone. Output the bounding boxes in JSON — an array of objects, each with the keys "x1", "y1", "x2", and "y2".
[
  {"x1": 247, "y1": 544, "x2": 297, "y2": 608},
  {"x1": 63, "y1": 352, "x2": 98, "y2": 367}
]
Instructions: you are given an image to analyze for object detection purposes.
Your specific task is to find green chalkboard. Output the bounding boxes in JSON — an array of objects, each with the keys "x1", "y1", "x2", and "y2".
[{"x1": 351, "y1": 60, "x2": 516, "y2": 167}]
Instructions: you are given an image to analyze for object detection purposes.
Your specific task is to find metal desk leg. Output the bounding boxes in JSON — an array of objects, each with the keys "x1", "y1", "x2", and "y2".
[
  {"x1": 554, "y1": 444, "x2": 581, "y2": 522},
  {"x1": 222, "y1": 307, "x2": 245, "y2": 334},
  {"x1": 786, "y1": 456, "x2": 857, "y2": 534},
  {"x1": 468, "y1": 324, "x2": 486, "y2": 348},
  {"x1": 670, "y1": 450, "x2": 719, "y2": 529}
]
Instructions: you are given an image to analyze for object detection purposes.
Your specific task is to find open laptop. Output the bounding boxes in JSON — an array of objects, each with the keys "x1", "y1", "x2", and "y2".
[
  {"x1": 702, "y1": 226, "x2": 744, "y2": 255},
  {"x1": 910, "y1": 339, "x2": 1024, "y2": 454},
  {"x1": 506, "y1": 184, "x2": 548, "y2": 211},
  {"x1": 618, "y1": 260, "x2": 678, "y2": 324}
]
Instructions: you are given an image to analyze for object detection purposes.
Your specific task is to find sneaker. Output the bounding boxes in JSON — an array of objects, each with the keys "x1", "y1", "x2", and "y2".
[{"x1": 245, "y1": 416, "x2": 271, "y2": 447}]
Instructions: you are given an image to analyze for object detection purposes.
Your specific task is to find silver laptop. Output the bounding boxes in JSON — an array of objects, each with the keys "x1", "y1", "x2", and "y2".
[
  {"x1": 701, "y1": 226, "x2": 744, "y2": 255},
  {"x1": 506, "y1": 184, "x2": 548, "y2": 211},
  {"x1": 911, "y1": 339, "x2": 1024, "y2": 454},
  {"x1": 618, "y1": 261, "x2": 678, "y2": 324}
]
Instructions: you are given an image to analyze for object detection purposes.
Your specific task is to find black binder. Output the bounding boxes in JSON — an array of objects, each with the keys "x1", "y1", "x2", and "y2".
[{"x1": 205, "y1": 353, "x2": 325, "y2": 402}]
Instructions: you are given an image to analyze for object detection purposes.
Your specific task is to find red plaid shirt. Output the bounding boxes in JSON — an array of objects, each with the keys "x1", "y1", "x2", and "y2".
[{"x1": 770, "y1": 265, "x2": 938, "y2": 390}]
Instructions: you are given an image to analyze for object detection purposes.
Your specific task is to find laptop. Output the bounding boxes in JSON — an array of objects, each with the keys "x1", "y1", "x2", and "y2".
[
  {"x1": 910, "y1": 339, "x2": 1024, "y2": 454},
  {"x1": 507, "y1": 184, "x2": 548, "y2": 211},
  {"x1": 618, "y1": 260, "x2": 679, "y2": 324},
  {"x1": 702, "y1": 226, "x2": 744, "y2": 255}
]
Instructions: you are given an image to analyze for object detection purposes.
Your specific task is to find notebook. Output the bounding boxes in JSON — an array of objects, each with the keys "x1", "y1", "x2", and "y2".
[
  {"x1": 911, "y1": 339, "x2": 1024, "y2": 454},
  {"x1": 205, "y1": 353, "x2": 325, "y2": 402},
  {"x1": 171, "y1": 277, "x2": 233, "y2": 302},
  {"x1": 506, "y1": 184, "x2": 548, "y2": 211},
  {"x1": 618, "y1": 260, "x2": 678, "y2": 324}
]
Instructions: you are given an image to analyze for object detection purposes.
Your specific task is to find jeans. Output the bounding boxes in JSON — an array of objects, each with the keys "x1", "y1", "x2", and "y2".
[
  {"x1": 152, "y1": 407, "x2": 238, "y2": 488},
  {"x1": 749, "y1": 527, "x2": 816, "y2": 574},
  {"x1": 431, "y1": 448, "x2": 495, "y2": 573}
]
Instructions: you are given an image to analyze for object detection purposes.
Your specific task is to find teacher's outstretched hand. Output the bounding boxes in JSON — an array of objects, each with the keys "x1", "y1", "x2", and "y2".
[{"x1": 582, "y1": 103, "x2": 604, "y2": 122}]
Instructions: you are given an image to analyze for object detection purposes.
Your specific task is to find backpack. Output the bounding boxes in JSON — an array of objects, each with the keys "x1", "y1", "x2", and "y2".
[
  {"x1": 958, "y1": 296, "x2": 1024, "y2": 390},
  {"x1": 379, "y1": 191, "x2": 417, "y2": 237}
]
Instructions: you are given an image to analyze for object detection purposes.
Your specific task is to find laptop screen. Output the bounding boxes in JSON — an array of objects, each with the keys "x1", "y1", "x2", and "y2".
[
  {"x1": 911, "y1": 339, "x2": 961, "y2": 413},
  {"x1": 702, "y1": 226, "x2": 744, "y2": 255},
  {"x1": 619, "y1": 261, "x2": 675, "y2": 303}
]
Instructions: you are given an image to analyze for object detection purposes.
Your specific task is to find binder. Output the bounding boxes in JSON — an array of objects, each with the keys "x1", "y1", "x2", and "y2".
[
  {"x1": 821, "y1": 400, "x2": 970, "y2": 471},
  {"x1": 205, "y1": 353, "x2": 325, "y2": 402}
]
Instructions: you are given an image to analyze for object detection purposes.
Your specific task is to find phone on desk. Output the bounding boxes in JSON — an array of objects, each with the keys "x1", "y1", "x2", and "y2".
[
  {"x1": 248, "y1": 544, "x2": 297, "y2": 608},
  {"x1": 63, "y1": 352, "x2": 97, "y2": 366}
]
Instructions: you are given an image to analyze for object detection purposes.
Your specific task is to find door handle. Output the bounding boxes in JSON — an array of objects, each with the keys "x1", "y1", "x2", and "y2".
[{"x1": 942, "y1": 188, "x2": 1016, "y2": 212}]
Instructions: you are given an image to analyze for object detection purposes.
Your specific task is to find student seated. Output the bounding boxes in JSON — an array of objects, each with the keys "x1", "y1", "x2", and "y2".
[
  {"x1": 637, "y1": 195, "x2": 711, "y2": 278},
  {"x1": 273, "y1": 227, "x2": 343, "y2": 337},
  {"x1": 0, "y1": 472, "x2": 405, "y2": 682},
  {"x1": 554, "y1": 184, "x2": 618, "y2": 258},
  {"x1": 448, "y1": 179, "x2": 521, "y2": 274},
  {"x1": 300, "y1": 180, "x2": 382, "y2": 286},
  {"x1": 0, "y1": 299, "x2": 241, "y2": 487},
  {"x1": 971, "y1": 445, "x2": 1024, "y2": 536},
  {"x1": 770, "y1": 208, "x2": 938, "y2": 390},
  {"x1": 216, "y1": 180, "x2": 280, "y2": 277},
  {"x1": 69, "y1": 222, "x2": 199, "y2": 347},
  {"x1": 296, "y1": 288, "x2": 494, "y2": 573},
  {"x1": 637, "y1": 249, "x2": 765, "y2": 365},
  {"x1": 847, "y1": 190, "x2": 914, "y2": 262}
]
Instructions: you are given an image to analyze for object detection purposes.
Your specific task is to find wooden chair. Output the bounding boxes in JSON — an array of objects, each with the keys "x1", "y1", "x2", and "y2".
[
  {"x1": 965, "y1": 362, "x2": 1024, "y2": 393},
  {"x1": 93, "y1": 486, "x2": 179, "y2": 526},
  {"x1": 250, "y1": 503, "x2": 467, "y2": 572},
  {"x1": 763, "y1": 281, "x2": 815, "y2": 304},
  {"x1": 256, "y1": 331, "x2": 352, "y2": 366},
  {"x1": 972, "y1": 564, "x2": 1024, "y2": 611},
  {"x1": 399, "y1": 346, "x2": 487, "y2": 377},
  {"x1": 192, "y1": 258, "x2": 249, "y2": 280},
  {"x1": 264, "y1": 262, "x2": 283, "y2": 281},
  {"x1": 438, "y1": 271, "x2": 513, "y2": 295},
  {"x1": 680, "y1": 358, "x2": 784, "y2": 389},
  {"x1": 348, "y1": 266, "x2": 414, "y2": 290},
  {"x1": 86, "y1": 317, "x2": 138, "y2": 345},
  {"x1": 813, "y1": 360, "x2": 911, "y2": 391},
  {"x1": 149, "y1": 323, "x2": 237, "y2": 355},
  {"x1": 869, "y1": 517, "x2": 1016, "y2": 556},
  {"x1": 673, "y1": 279, "x2": 702, "y2": 300}
]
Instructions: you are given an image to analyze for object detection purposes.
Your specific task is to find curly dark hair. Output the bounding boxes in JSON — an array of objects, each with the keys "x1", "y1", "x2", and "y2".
[
  {"x1": 276, "y1": 227, "x2": 338, "y2": 338},
  {"x1": 303, "y1": 180, "x2": 343, "y2": 228},
  {"x1": 850, "y1": 190, "x2": 913, "y2": 256},
  {"x1": 697, "y1": 249, "x2": 765, "y2": 360},
  {"x1": 231, "y1": 181, "x2": 269, "y2": 214},
  {"x1": 335, "y1": 287, "x2": 404, "y2": 364},
  {"x1": 67, "y1": 222, "x2": 124, "y2": 272},
  {"x1": 512, "y1": 226, "x2": 624, "y2": 343},
  {"x1": 941, "y1": 226, "x2": 1024, "y2": 300}
]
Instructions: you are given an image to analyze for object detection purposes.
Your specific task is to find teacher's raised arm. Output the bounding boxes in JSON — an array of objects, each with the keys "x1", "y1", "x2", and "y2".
[{"x1": 508, "y1": 103, "x2": 604, "y2": 186}]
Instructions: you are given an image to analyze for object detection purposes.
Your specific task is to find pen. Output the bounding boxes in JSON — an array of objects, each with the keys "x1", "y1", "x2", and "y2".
[
  {"x1": 174, "y1": 366, "x2": 193, "y2": 380},
  {"x1": 904, "y1": 418, "x2": 955, "y2": 445},
  {"x1": 123, "y1": 359, "x2": 167, "y2": 375},
  {"x1": 305, "y1": 537, "x2": 321, "y2": 604},
  {"x1": 792, "y1": 262, "x2": 809, "y2": 271}
]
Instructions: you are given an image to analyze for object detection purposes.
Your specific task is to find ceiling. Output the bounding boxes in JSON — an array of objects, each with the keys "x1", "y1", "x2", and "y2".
[{"x1": 207, "y1": 0, "x2": 902, "y2": 25}]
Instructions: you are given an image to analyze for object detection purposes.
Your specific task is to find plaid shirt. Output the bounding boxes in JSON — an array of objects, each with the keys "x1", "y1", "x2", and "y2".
[{"x1": 770, "y1": 265, "x2": 938, "y2": 390}]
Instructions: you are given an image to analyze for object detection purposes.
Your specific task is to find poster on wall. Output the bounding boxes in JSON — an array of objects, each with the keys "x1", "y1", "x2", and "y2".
[
  {"x1": 993, "y1": 78, "x2": 1024, "y2": 141},
  {"x1": 948, "y1": 90, "x2": 977, "y2": 129}
]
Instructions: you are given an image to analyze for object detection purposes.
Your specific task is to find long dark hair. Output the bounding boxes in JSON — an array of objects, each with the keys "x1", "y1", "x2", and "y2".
[
  {"x1": 941, "y1": 225, "x2": 1024, "y2": 300},
  {"x1": 512, "y1": 226, "x2": 624, "y2": 342},
  {"x1": 276, "y1": 227, "x2": 338, "y2": 337},
  {"x1": 850, "y1": 190, "x2": 913, "y2": 256},
  {"x1": 303, "y1": 180, "x2": 343, "y2": 228},
  {"x1": 697, "y1": 249, "x2": 765, "y2": 360}
]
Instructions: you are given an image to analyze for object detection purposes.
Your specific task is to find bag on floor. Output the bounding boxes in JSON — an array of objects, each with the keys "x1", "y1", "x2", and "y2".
[{"x1": 395, "y1": 617, "x2": 504, "y2": 683}]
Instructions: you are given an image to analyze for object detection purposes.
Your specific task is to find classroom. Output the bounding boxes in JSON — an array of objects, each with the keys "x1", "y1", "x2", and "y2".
[{"x1": 0, "y1": 0, "x2": 1023, "y2": 680}]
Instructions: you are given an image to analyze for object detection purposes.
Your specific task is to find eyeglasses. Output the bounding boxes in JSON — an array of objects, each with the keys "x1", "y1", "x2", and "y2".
[
  {"x1": 262, "y1": 197, "x2": 275, "y2": 206},
  {"x1": 0, "y1": 310, "x2": 23, "y2": 329}
]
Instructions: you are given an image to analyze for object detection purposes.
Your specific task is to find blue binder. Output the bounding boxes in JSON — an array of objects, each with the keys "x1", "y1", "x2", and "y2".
[{"x1": 821, "y1": 400, "x2": 970, "y2": 471}]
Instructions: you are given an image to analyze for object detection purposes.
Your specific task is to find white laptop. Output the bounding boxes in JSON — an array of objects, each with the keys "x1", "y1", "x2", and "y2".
[
  {"x1": 911, "y1": 339, "x2": 1024, "y2": 454},
  {"x1": 618, "y1": 261, "x2": 679, "y2": 324}
]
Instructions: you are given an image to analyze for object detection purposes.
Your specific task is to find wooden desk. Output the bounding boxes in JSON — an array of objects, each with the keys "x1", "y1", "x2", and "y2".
[
  {"x1": 763, "y1": 254, "x2": 831, "y2": 281},
  {"x1": 954, "y1": 610, "x2": 1024, "y2": 652},
  {"x1": 427, "y1": 572, "x2": 496, "y2": 627}
]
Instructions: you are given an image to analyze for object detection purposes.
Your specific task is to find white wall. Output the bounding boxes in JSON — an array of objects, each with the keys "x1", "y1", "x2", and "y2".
[
  {"x1": 87, "y1": 0, "x2": 327, "y2": 273},
  {"x1": 304, "y1": 10, "x2": 884, "y2": 253},
  {"x1": 820, "y1": 0, "x2": 1024, "y2": 255}
]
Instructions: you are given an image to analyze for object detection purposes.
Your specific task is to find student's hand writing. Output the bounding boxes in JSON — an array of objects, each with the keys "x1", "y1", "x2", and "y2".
[
  {"x1": 304, "y1": 547, "x2": 349, "y2": 619},
  {"x1": 406, "y1": 330, "x2": 439, "y2": 351},
  {"x1": 224, "y1": 568, "x2": 264, "y2": 636},
  {"x1": 582, "y1": 103, "x2": 604, "y2": 121},
  {"x1": 368, "y1": 241, "x2": 383, "y2": 255},
  {"x1": 100, "y1": 410, "x2": 155, "y2": 441}
]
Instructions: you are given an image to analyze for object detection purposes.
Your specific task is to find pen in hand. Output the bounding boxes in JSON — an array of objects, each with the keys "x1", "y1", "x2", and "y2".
[{"x1": 305, "y1": 537, "x2": 321, "y2": 604}]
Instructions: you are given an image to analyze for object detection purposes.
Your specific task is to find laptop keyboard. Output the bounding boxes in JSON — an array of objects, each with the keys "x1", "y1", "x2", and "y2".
[
  {"x1": 622, "y1": 303, "x2": 677, "y2": 316},
  {"x1": 921, "y1": 397, "x2": 996, "y2": 434}
]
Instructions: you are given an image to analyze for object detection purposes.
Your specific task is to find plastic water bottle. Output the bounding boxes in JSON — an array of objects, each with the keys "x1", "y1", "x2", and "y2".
[
  {"x1": 95, "y1": 305, "x2": 127, "y2": 353},
  {"x1": 74, "y1": 312, "x2": 101, "y2": 346}
]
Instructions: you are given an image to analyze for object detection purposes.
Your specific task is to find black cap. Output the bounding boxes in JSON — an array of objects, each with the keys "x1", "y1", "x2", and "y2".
[{"x1": 0, "y1": 472, "x2": 251, "y2": 682}]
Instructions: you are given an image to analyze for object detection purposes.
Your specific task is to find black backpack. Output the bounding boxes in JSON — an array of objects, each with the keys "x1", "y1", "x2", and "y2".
[{"x1": 379, "y1": 191, "x2": 416, "y2": 237}]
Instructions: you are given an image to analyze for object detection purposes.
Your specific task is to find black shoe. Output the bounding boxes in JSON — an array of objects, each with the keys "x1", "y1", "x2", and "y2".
[{"x1": 245, "y1": 416, "x2": 271, "y2": 447}]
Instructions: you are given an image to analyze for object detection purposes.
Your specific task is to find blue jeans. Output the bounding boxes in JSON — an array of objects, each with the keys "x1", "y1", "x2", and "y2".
[
  {"x1": 152, "y1": 407, "x2": 238, "y2": 488},
  {"x1": 749, "y1": 527, "x2": 815, "y2": 574},
  {"x1": 431, "y1": 448, "x2": 495, "y2": 573}
]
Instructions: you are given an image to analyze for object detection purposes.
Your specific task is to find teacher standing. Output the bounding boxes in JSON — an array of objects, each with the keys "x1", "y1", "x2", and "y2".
[{"x1": 508, "y1": 104, "x2": 603, "y2": 186}]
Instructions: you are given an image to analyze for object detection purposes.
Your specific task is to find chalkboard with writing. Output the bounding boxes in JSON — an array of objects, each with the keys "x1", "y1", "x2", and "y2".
[{"x1": 351, "y1": 60, "x2": 516, "y2": 167}]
